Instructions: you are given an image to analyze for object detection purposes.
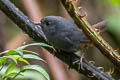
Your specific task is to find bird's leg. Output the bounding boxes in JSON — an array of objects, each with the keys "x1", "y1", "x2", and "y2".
[
  {"x1": 73, "y1": 43, "x2": 90, "y2": 71},
  {"x1": 73, "y1": 50, "x2": 85, "y2": 71},
  {"x1": 80, "y1": 52, "x2": 85, "y2": 70}
]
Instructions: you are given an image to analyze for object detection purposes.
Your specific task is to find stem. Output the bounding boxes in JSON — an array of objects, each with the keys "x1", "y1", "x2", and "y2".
[{"x1": 60, "y1": 0, "x2": 120, "y2": 71}]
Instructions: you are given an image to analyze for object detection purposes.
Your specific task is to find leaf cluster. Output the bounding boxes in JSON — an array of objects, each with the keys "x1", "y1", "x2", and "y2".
[{"x1": 0, "y1": 43, "x2": 51, "y2": 80}]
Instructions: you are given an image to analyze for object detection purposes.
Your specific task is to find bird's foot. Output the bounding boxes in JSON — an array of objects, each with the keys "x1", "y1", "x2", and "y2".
[{"x1": 72, "y1": 56, "x2": 85, "y2": 71}]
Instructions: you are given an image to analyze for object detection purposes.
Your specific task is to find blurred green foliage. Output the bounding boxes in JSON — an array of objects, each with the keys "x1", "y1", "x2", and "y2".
[{"x1": 109, "y1": 0, "x2": 120, "y2": 4}]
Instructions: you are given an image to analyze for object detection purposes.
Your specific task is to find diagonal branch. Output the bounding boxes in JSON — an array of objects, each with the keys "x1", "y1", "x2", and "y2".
[
  {"x1": 60, "y1": 0, "x2": 120, "y2": 71},
  {"x1": 0, "y1": 0, "x2": 114, "y2": 80}
]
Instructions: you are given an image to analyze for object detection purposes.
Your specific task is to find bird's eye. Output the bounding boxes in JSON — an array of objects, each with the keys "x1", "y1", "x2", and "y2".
[{"x1": 45, "y1": 21, "x2": 51, "y2": 26}]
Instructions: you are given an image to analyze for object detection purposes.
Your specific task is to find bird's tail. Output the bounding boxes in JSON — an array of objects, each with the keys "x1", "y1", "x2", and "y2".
[{"x1": 93, "y1": 20, "x2": 108, "y2": 33}]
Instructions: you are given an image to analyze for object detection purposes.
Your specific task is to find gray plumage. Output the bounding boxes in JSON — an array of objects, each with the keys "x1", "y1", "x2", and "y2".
[{"x1": 39, "y1": 16, "x2": 91, "y2": 53}]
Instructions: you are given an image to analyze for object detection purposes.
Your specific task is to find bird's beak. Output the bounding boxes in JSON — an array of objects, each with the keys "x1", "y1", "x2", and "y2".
[
  {"x1": 34, "y1": 21, "x2": 41, "y2": 26},
  {"x1": 34, "y1": 21, "x2": 48, "y2": 41}
]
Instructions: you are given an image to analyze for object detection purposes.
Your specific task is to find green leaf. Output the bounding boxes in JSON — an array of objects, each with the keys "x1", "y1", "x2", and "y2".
[
  {"x1": 15, "y1": 50, "x2": 23, "y2": 57},
  {"x1": 23, "y1": 54, "x2": 46, "y2": 62},
  {"x1": 13, "y1": 55, "x2": 29, "y2": 64},
  {"x1": 0, "y1": 50, "x2": 9, "y2": 55},
  {"x1": 20, "y1": 67, "x2": 27, "y2": 72},
  {"x1": 0, "y1": 56, "x2": 17, "y2": 64},
  {"x1": 22, "y1": 50, "x2": 39, "y2": 55},
  {"x1": 7, "y1": 72, "x2": 24, "y2": 77},
  {"x1": 0, "y1": 57, "x2": 8, "y2": 63},
  {"x1": 9, "y1": 56, "x2": 17, "y2": 64},
  {"x1": 16, "y1": 43, "x2": 52, "y2": 51},
  {"x1": 8, "y1": 50, "x2": 17, "y2": 55},
  {"x1": 3, "y1": 61, "x2": 16, "y2": 78},
  {"x1": 21, "y1": 65, "x2": 50, "y2": 80}
]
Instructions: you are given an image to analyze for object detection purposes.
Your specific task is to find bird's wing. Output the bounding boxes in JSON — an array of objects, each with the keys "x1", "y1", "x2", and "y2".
[{"x1": 67, "y1": 19, "x2": 90, "y2": 43}]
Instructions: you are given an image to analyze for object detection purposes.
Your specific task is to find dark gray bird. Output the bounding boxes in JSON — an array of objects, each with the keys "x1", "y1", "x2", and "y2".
[{"x1": 37, "y1": 16, "x2": 107, "y2": 53}]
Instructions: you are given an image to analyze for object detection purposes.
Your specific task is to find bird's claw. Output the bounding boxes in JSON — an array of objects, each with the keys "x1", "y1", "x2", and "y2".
[{"x1": 72, "y1": 57, "x2": 84, "y2": 71}]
